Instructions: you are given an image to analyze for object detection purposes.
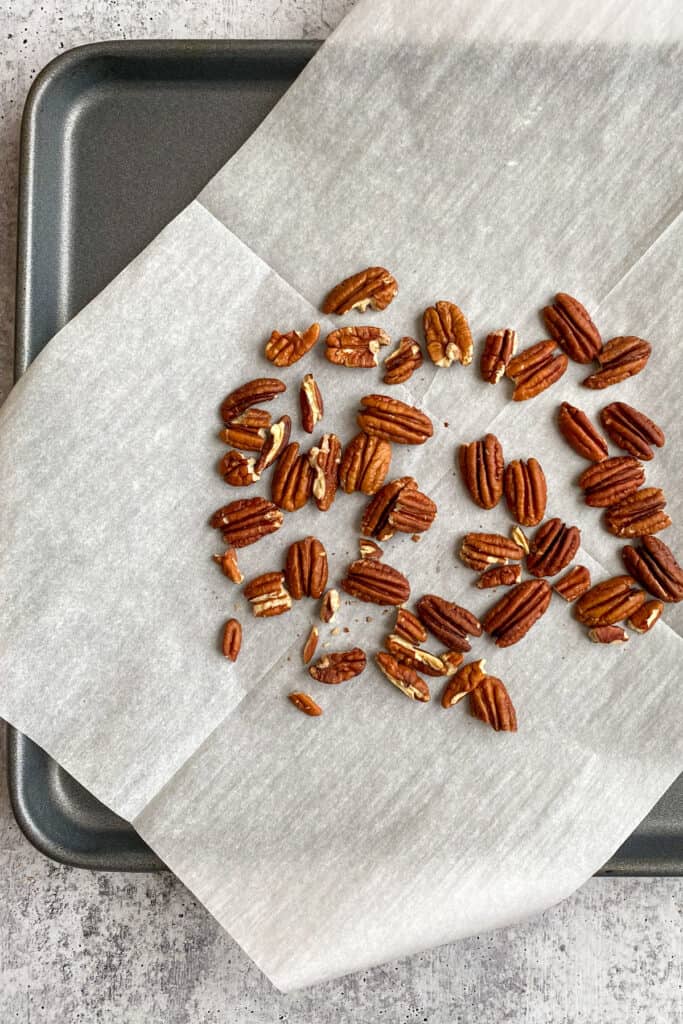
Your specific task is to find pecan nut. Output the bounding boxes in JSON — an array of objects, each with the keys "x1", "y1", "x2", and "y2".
[
  {"x1": 459, "y1": 532, "x2": 525, "y2": 572},
  {"x1": 253, "y1": 415, "x2": 292, "y2": 475},
  {"x1": 506, "y1": 341, "x2": 568, "y2": 401},
  {"x1": 557, "y1": 402, "x2": 608, "y2": 462},
  {"x1": 469, "y1": 677, "x2": 517, "y2": 732},
  {"x1": 604, "y1": 488, "x2": 671, "y2": 538},
  {"x1": 218, "y1": 449, "x2": 260, "y2": 487},
  {"x1": 219, "y1": 408, "x2": 271, "y2": 452},
  {"x1": 320, "y1": 588, "x2": 340, "y2": 623},
  {"x1": 588, "y1": 625, "x2": 629, "y2": 644},
  {"x1": 285, "y1": 536, "x2": 328, "y2": 600},
  {"x1": 322, "y1": 266, "x2": 398, "y2": 315},
  {"x1": 302, "y1": 626, "x2": 319, "y2": 664},
  {"x1": 325, "y1": 326, "x2": 390, "y2": 367},
  {"x1": 339, "y1": 433, "x2": 392, "y2": 494},
  {"x1": 628, "y1": 599, "x2": 663, "y2": 633},
  {"x1": 553, "y1": 565, "x2": 591, "y2": 602},
  {"x1": 308, "y1": 433, "x2": 341, "y2": 512},
  {"x1": 309, "y1": 648, "x2": 367, "y2": 684},
  {"x1": 271, "y1": 442, "x2": 313, "y2": 511},
  {"x1": 375, "y1": 652, "x2": 430, "y2": 702},
  {"x1": 357, "y1": 394, "x2": 433, "y2": 445},
  {"x1": 243, "y1": 571, "x2": 292, "y2": 617},
  {"x1": 299, "y1": 374, "x2": 324, "y2": 434},
  {"x1": 384, "y1": 635, "x2": 450, "y2": 677},
  {"x1": 526, "y1": 518, "x2": 580, "y2": 578},
  {"x1": 288, "y1": 692, "x2": 322, "y2": 716},
  {"x1": 394, "y1": 607, "x2": 427, "y2": 644},
  {"x1": 423, "y1": 301, "x2": 473, "y2": 367},
  {"x1": 458, "y1": 434, "x2": 504, "y2": 509},
  {"x1": 480, "y1": 329, "x2": 517, "y2": 384},
  {"x1": 599, "y1": 402, "x2": 665, "y2": 461},
  {"x1": 476, "y1": 564, "x2": 521, "y2": 588},
  {"x1": 212, "y1": 547, "x2": 243, "y2": 584},
  {"x1": 416, "y1": 594, "x2": 482, "y2": 653},
  {"x1": 511, "y1": 526, "x2": 530, "y2": 554},
  {"x1": 341, "y1": 559, "x2": 410, "y2": 606},
  {"x1": 361, "y1": 477, "x2": 415, "y2": 540},
  {"x1": 483, "y1": 579, "x2": 552, "y2": 647},
  {"x1": 578, "y1": 456, "x2": 644, "y2": 508},
  {"x1": 361, "y1": 477, "x2": 436, "y2": 540},
  {"x1": 503, "y1": 457, "x2": 547, "y2": 526},
  {"x1": 383, "y1": 337, "x2": 423, "y2": 384},
  {"x1": 210, "y1": 497, "x2": 283, "y2": 548},
  {"x1": 441, "y1": 659, "x2": 487, "y2": 707},
  {"x1": 220, "y1": 378, "x2": 286, "y2": 424},
  {"x1": 574, "y1": 575, "x2": 645, "y2": 626},
  {"x1": 265, "y1": 323, "x2": 320, "y2": 366},
  {"x1": 621, "y1": 535, "x2": 683, "y2": 602},
  {"x1": 442, "y1": 650, "x2": 465, "y2": 674},
  {"x1": 359, "y1": 538, "x2": 384, "y2": 561},
  {"x1": 221, "y1": 618, "x2": 242, "y2": 661},
  {"x1": 542, "y1": 292, "x2": 602, "y2": 364},
  {"x1": 582, "y1": 336, "x2": 651, "y2": 389}
]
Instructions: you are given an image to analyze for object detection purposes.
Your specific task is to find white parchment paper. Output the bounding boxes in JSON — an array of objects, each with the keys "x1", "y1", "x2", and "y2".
[{"x1": 1, "y1": 0, "x2": 682, "y2": 992}]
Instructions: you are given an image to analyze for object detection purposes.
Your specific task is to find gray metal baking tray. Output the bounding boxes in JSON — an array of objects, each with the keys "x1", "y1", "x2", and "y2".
[{"x1": 9, "y1": 41, "x2": 683, "y2": 873}]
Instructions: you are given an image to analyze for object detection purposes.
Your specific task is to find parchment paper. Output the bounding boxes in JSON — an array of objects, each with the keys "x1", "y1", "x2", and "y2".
[{"x1": 1, "y1": 0, "x2": 682, "y2": 992}]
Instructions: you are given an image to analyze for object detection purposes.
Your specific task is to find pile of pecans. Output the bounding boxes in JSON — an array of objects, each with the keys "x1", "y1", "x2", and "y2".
[{"x1": 210, "y1": 269, "x2": 681, "y2": 733}]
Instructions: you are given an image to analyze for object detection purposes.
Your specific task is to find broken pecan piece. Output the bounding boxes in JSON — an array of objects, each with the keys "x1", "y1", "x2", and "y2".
[
  {"x1": 476, "y1": 565, "x2": 521, "y2": 589},
  {"x1": 553, "y1": 565, "x2": 591, "y2": 602},
  {"x1": 628, "y1": 599, "x2": 663, "y2": 633},
  {"x1": 469, "y1": 677, "x2": 517, "y2": 732},
  {"x1": 416, "y1": 594, "x2": 482, "y2": 653},
  {"x1": 483, "y1": 579, "x2": 552, "y2": 647},
  {"x1": 480, "y1": 329, "x2": 517, "y2": 384},
  {"x1": 299, "y1": 374, "x2": 324, "y2": 434},
  {"x1": 243, "y1": 572, "x2": 292, "y2": 617},
  {"x1": 357, "y1": 394, "x2": 433, "y2": 445},
  {"x1": 542, "y1": 292, "x2": 602, "y2": 364},
  {"x1": 252, "y1": 415, "x2": 292, "y2": 475},
  {"x1": 459, "y1": 532, "x2": 525, "y2": 572},
  {"x1": 359, "y1": 538, "x2": 384, "y2": 561},
  {"x1": 271, "y1": 442, "x2": 313, "y2": 511},
  {"x1": 212, "y1": 547, "x2": 243, "y2": 584},
  {"x1": 503, "y1": 458, "x2": 547, "y2": 526},
  {"x1": 265, "y1": 323, "x2": 320, "y2": 366},
  {"x1": 341, "y1": 559, "x2": 410, "y2": 606},
  {"x1": 375, "y1": 652, "x2": 430, "y2": 702},
  {"x1": 285, "y1": 536, "x2": 328, "y2": 600},
  {"x1": 458, "y1": 434, "x2": 504, "y2": 510},
  {"x1": 506, "y1": 341, "x2": 568, "y2": 401},
  {"x1": 526, "y1": 518, "x2": 580, "y2": 578},
  {"x1": 221, "y1": 619, "x2": 242, "y2": 661},
  {"x1": 309, "y1": 648, "x2": 367, "y2": 684},
  {"x1": 302, "y1": 626, "x2": 319, "y2": 664},
  {"x1": 557, "y1": 402, "x2": 608, "y2": 462},
  {"x1": 394, "y1": 607, "x2": 427, "y2": 644},
  {"x1": 339, "y1": 433, "x2": 392, "y2": 494},
  {"x1": 599, "y1": 402, "x2": 665, "y2": 461},
  {"x1": 604, "y1": 488, "x2": 670, "y2": 538},
  {"x1": 220, "y1": 378, "x2": 286, "y2": 424},
  {"x1": 322, "y1": 267, "x2": 398, "y2": 315},
  {"x1": 511, "y1": 526, "x2": 529, "y2": 554},
  {"x1": 384, "y1": 635, "x2": 450, "y2": 677},
  {"x1": 210, "y1": 497, "x2": 283, "y2": 548},
  {"x1": 582, "y1": 336, "x2": 651, "y2": 389},
  {"x1": 218, "y1": 449, "x2": 260, "y2": 487},
  {"x1": 320, "y1": 588, "x2": 340, "y2": 623},
  {"x1": 621, "y1": 536, "x2": 683, "y2": 602},
  {"x1": 423, "y1": 301, "x2": 473, "y2": 367},
  {"x1": 219, "y1": 408, "x2": 271, "y2": 452},
  {"x1": 288, "y1": 692, "x2": 322, "y2": 716},
  {"x1": 579, "y1": 456, "x2": 644, "y2": 508},
  {"x1": 441, "y1": 659, "x2": 487, "y2": 708},
  {"x1": 575, "y1": 576, "x2": 645, "y2": 627},
  {"x1": 588, "y1": 624, "x2": 629, "y2": 644},
  {"x1": 383, "y1": 337, "x2": 423, "y2": 384},
  {"x1": 325, "y1": 326, "x2": 390, "y2": 368},
  {"x1": 308, "y1": 432, "x2": 341, "y2": 511}
]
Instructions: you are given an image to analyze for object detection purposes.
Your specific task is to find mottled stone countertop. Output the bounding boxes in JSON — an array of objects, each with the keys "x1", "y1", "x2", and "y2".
[{"x1": 0, "y1": 2, "x2": 680, "y2": 1021}]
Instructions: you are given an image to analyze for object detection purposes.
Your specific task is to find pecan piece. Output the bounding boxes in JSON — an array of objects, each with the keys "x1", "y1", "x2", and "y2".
[
  {"x1": 476, "y1": 565, "x2": 521, "y2": 589},
  {"x1": 483, "y1": 579, "x2": 552, "y2": 647},
  {"x1": 557, "y1": 402, "x2": 608, "y2": 462},
  {"x1": 553, "y1": 565, "x2": 591, "y2": 602},
  {"x1": 252, "y1": 415, "x2": 292, "y2": 475},
  {"x1": 621, "y1": 536, "x2": 683, "y2": 602},
  {"x1": 588, "y1": 625, "x2": 629, "y2": 645},
  {"x1": 220, "y1": 378, "x2": 286, "y2": 424},
  {"x1": 320, "y1": 588, "x2": 340, "y2": 623},
  {"x1": 458, "y1": 434, "x2": 504, "y2": 510},
  {"x1": 341, "y1": 559, "x2": 410, "y2": 606},
  {"x1": 308, "y1": 432, "x2": 341, "y2": 512},
  {"x1": 526, "y1": 518, "x2": 580, "y2": 578},
  {"x1": 285, "y1": 536, "x2": 328, "y2": 600},
  {"x1": 375, "y1": 652, "x2": 430, "y2": 702},
  {"x1": 383, "y1": 337, "x2": 423, "y2": 384},
  {"x1": 361, "y1": 476, "x2": 415, "y2": 540},
  {"x1": 441, "y1": 659, "x2": 487, "y2": 708},
  {"x1": 384, "y1": 635, "x2": 450, "y2": 677},
  {"x1": 302, "y1": 626, "x2": 319, "y2": 664},
  {"x1": 442, "y1": 650, "x2": 465, "y2": 674},
  {"x1": 542, "y1": 293, "x2": 602, "y2": 364},
  {"x1": 574, "y1": 575, "x2": 645, "y2": 627},
  {"x1": 423, "y1": 301, "x2": 473, "y2": 367},
  {"x1": 599, "y1": 402, "x2": 665, "y2": 461},
  {"x1": 265, "y1": 322, "x2": 320, "y2": 366},
  {"x1": 322, "y1": 267, "x2": 398, "y2": 315},
  {"x1": 221, "y1": 619, "x2": 242, "y2": 661},
  {"x1": 604, "y1": 488, "x2": 670, "y2": 538},
  {"x1": 218, "y1": 449, "x2": 259, "y2": 487},
  {"x1": 361, "y1": 477, "x2": 436, "y2": 540},
  {"x1": 309, "y1": 648, "x2": 367, "y2": 684},
  {"x1": 299, "y1": 374, "x2": 324, "y2": 434},
  {"x1": 357, "y1": 394, "x2": 433, "y2": 445},
  {"x1": 394, "y1": 607, "x2": 427, "y2": 644},
  {"x1": 219, "y1": 408, "x2": 271, "y2": 452},
  {"x1": 243, "y1": 571, "x2": 292, "y2": 617},
  {"x1": 212, "y1": 547, "x2": 243, "y2": 584},
  {"x1": 480, "y1": 329, "x2": 517, "y2": 384},
  {"x1": 506, "y1": 341, "x2": 568, "y2": 401},
  {"x1": 325, "y1": 326, "x2": 390, "y2": 368},
  {"x1": 210, "y1": 497, "x2": 283, "y2": 548},
  {"x1": 416, "y1": 594, "x2": 482, "y2": 653},
  {"x1": 271, "y1": 442, "x2": 313, "y2": 512},
  {"x1": 469, "y1": 677, "x2": 517, "y2": 732},
  {"x1": 339, "y1": 433, "x2": 392, "y2": 495},
  {"x1": 628, "y1": 599, "x2": 663, "y2": 634},
  {"x1": 459, "y1": 532, "x2": 525, "y2": 572},
  {"x1": 511, "y1": 526, "x2": 530, "y2": 554},
  {"x1": 579, "y1": 456, "x2": 644, "y2": 508},
  {"x1": 359, "y1": 538, "x2": 384, "y2": 561},
  {"x1": 288, "y1": 692, "x2": 322, "y2": 716},
  {"x1": 582, "y1": 336, "x2": 651, "y2": 389},
  {"x1": 503, "y1": 458, "x2": 547, "y2": 526}
]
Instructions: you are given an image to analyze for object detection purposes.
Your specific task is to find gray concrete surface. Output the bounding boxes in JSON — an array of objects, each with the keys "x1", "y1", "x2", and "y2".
[{"x1": 0, "y1": 3, "x2": 680, "y2": 1021}]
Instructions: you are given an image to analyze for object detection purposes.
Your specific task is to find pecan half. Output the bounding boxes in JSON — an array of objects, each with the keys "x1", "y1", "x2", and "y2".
[
  {"x1": 557, "y1": 402, "x2": 608, "y2": 462},
  {"x1": 361, "y1": 476, "x2": 436, "y2": 540},
  {"x1": 359, "y1": 538, "x2": 384, "y2": 561},
  {"x1": 483, "y1": 579, "x2": 552, "y2": 647},
  {"x1": 441, "y1": 659, "x2": 487, "y2": 708},
  {"x1": 604, "y1": 488, "x2": 670, "y2": 538},
  {"x1": 243, "y1": 571, "x2": 292, "y2": 617},
  {"x1": 579, "y1": 456, "x2": 644, "y2": 508},
  {"x1": 628, "y1": 599, "x2": 663, "y2": 634},
  {"x1": 599, "y1": 402, "x2": 665, "y2": 461},
  {"x1": 325, "y1": 326, "x2": 390, "y2": 368},
  {"x1": 218, "y1": 449, "x2": 260, "y2": 487},
  {"x1": 271, "y1": 442, "x2": 313, "y2": 511},
  {"x1": 423, "y1": 301, "x2": 473, "y2": 367},
  {"x1": 288, "y1": 692, "x2": 322, "y2": 716},
  {"x1": 503, "y1": 458, "x2": 547, "y2": 526},
  {"x1": 320, "y1": 588, "x2": 340, "y2": 623},
  {"x1": 542, "y1": 293, "x2": 602, "y2": 364},
  {"x1": 506, "y1": 341, "x2": 568, "y2": 401},
  {"x1": 357, "y1": 394, "x2": 433, "y2": 445},
  {"x1": 621, "y1": 535, "x2": 683, "y2": 602},
  {"x1": 339, "y1": 433, "x2": 392, "y2": 494},
  {"x1": 383, "y1": 337, "x2": 423, "y2": 384},
  {"x1": 220, "y1": 378, "x2": 286, "y2": 424},
  {"x1": 341, "y1": 559, "x2": 410, "y2": 606},
  {"x1": 299, "y1": 374, "x2": 324, "y2": 434},
  {"x1": 416, "y1": 594, "x2": 482, "y2": 653},
  {"x1": 285, "y1": 536, "x2": 328, "y2": 600},
  {"x1": 309, "y1": 648, "x2": 367, "y2": 684},
  {"x1": 384, "y1": 635, "x2": 450, "y2": 677},
  {"x1": 308, "y1": 432, "x2": 341, "y2": 511},
  {"x1": 588, "y1": 625, "x2": 629, "y2": 644},
  {"x1": 212, "y1": 547, "x2": 243, "y2": 584},
  {"x1": 322, "y1": 267, "x2": 398, "y2": 315},
  {"x1": 265, "y1": 323, "x2": 320, "y2": 366},
  {"x1": 480, "y1": 329, "x2": 517, "y2": 384},
  {"x1": 361, "y1": 477, "x2": 416, "y2": 540},
  {"x1": 458, "y1": 434, "x2": 504, "y2": 510},
  {"x1": 219, "y1": 408, "x2": 271, "y2": 452},
  {"x1": 375, "y1": 652, "x2": 430, "y2": 702},
  {"x1": 253, "y1": 415, "x2": 292, "y2": 475},
  {"x1": 582, "y1": 336, "x2": 651, "y2": 389},
  {"x1": 459, "y1": 532, "x2": 525, "y2": 572},
  {"x1": 526, "y1": 518, "x2": 580, "y2": 578},
  {"x1": 553, "y1": 565, "x2": 591, "y2": 602},
  {"x1": 222, "y1": 619, "x2": 242, "y2": 661},
  {"x1": 574, "y1": 575, "x2": 645, "y2": 626},
  {"x1": 476, "y1": 565, "x2": 521, "y2": 588},
  {"x1": 469, "y1": 677, "x2": 517, "y2": 732},
  {"x1": 302, "y1": 626, "x2": 319, "y2": 664},
  {"x1": 210, "y1": 497, "x2": 283, "y2": 548},
  {"x1": 394, "y1": 607, "x2": 427, "y2": 644}
]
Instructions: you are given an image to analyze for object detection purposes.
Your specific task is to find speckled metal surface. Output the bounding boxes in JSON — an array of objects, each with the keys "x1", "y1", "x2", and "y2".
[{"x1": 0, "y1": 2, "x2": 681, "y2": 1020}]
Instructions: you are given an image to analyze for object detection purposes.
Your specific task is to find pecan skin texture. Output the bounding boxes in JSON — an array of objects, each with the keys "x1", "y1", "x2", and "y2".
[
  {"x1": 222, "y1": 619, "x2": 242, "y2": 661},
  {"x1": 600, "y1": 402, "x2": 665, "y2": 461},
  {"x1": 506, "y1": 341, "x2": 568, "y2": 401},
  {"x1": 579, "y1": 456, "x2": 644, "y2": 508},
  {"x1": 299, "y1": 375, "x2": 323, "y2": 434},
  {"x1": 557, "y1": 402, "x2": 608, "y2": 462},
  {"x1": 309, "y1": 648, "x2": 367, "y2": 684},
  {"x1": 302, "y1": 627, "x2": 319, "y2": 664},
  {"x1": 375, "y1": 652, "x2": 430, "y2": 702},
  {"x1": 309, "y1": 433, "x2": 341, "y2": 512},
  {"x1": 271, "y1": 442, "x2": 313, "y2": 511},
  {"x1": 459, "y1": 532, "x2": 525, "y2": 571},
  {"x1": 339, "y1": 433, "x2": 392, "y2": 494},
  {"x1": 575, "y1": 576, "x2": 645, "y2": 627},
  {"x1": 469, "y1": 677, "x2": 517, "y2": 732},
  {"x1": 628, "y1": 599, "x2": 663, "y2": 633},
  {"x1": 212, "y1": 547, "x2": 243, "y2": 583},
  {"x1": 553, "y1": 565, "x2": 591, "y2": 602},
  {"x1": 582, "y1": 336, "x2": 651, "y2": 389},
  {"x1": 322, "y1": 267, "x2": 398, "y2": 315},
  {"x1": 476, "y1": 565, "x2": 521, "y2": 589},
  {"x1": 480, "y1": 329, "x2": 517, "y2": 384},
  {"x1": 483, "y1": 579, "x2": 552, "y2": 647},
  {"x1": 394, "y1": 608, "x2": 427, "y2": 644},
  {"x1": 384, "y1": 635, "x2": 450, "y2": 677},
  {"x1": 542, "y1": 292, "x2": 602, "y2": 364},
  {"x1": 383, "y1": 337, "x2": 423, "y2": 384},
  {"x1": 341, "y1": 559, "x2": 410, "y2": 606},
  {"x1": 423, "y1": 301, "x2": 473, "y2": 367},
  {"x1": 218, "y1": 449, "x2": 259, "y2": 487},
  {"x1": 325, "y1": 326, "x2": 389, "y2": 367},
  {"x1": 588, "y1": 625, "x2": 629, "y2": 644},
  {"x1": 503, "y1": 458, "x2": 547, "y2": 526},
  {"x1": 458, "y1": 434, "x2": 504, "y2": 510},
  {"x1": 243, "y1": 572, "x2": 292, "y2": 617},
  {"x1": 604, "y1": 488, "x2": 670, "y2": 538},
  {"x1": 526, "y1": 518, "x2": 580, "y2": 578},
  {"x1": 210, "y1": 497, "x2": 283, "y2": 548},
  {"x1": 621, "y1": 536, "x2": 683, "y2": 602},
  {"x1": 441, "y1": 659, "x2": 487, "y2": 707},
  {"x1": 220, "y1": 408, "x2": 271, "y2": 452},
  {"x1": 265, "y1": 323, "x2": 320, "y2": 366},
  {"x1": 417, "y1": 594, "x2": 482, "y2": 653},
  {"x1": 220, "y1": 378, "x2": 286, "y2": 424},
  {"x1": 253, "y1": 415, "x2": 292, "y2": 475},
  {"x1": 288, "y1": 692, "x2": 322, "y2": 716},
  {"x1": 357, "y1": 394, "x2": 433, "y2": 445},
  {"x1": 285, "y1": 536, "x2": 328, "y2": 600}
]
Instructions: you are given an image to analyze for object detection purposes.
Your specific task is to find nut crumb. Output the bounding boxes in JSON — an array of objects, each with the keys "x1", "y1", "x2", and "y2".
[
  {"x1": 343, "y1": 626, "x2": 350, "y2": 633},
  {"x1": 411, "y1": 534, "x2": 421, "y2": 542},
  {"x1": 444, "y1": 421, "x2": 449, "y2": 428},
  {"x1": 331, "y1": 626, "x2": 341, "y2": 636}
]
